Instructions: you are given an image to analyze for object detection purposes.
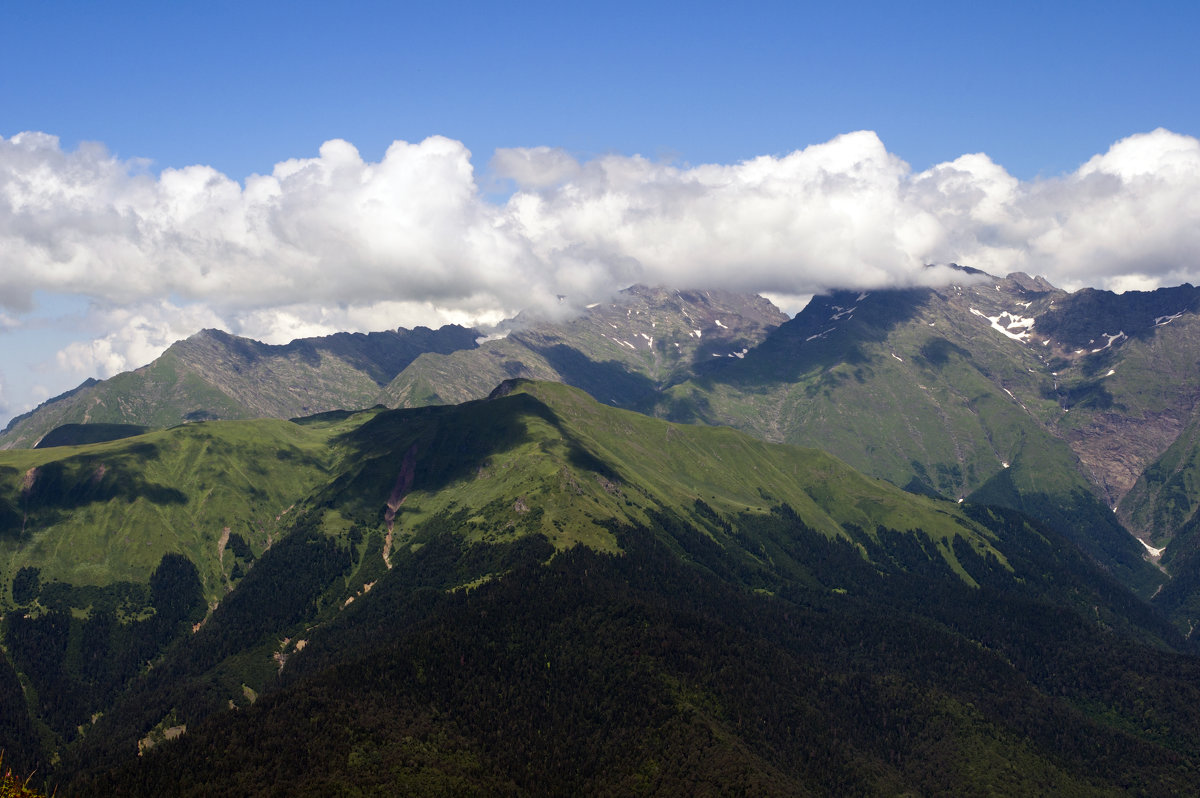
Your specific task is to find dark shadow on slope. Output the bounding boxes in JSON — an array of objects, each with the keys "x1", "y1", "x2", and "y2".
[
  {"x1": 189, "y1": 325, "x2": 481, "y2": 387},
  {"x1": 309, "y1": 325, "x2": 481, "y2": 386},
  {"x1": 523, "y1": 343, "x2": 658, "y2": 406},
  {"x1": 0, "y1": 444, "x2": 185, "y2": 539},
  {"x1": 1035, "y1": 284, "x2": 1200, "y2": 349},
  {"x1": 325, "y1": 384, "x2": 619, "y2": 525},
  {"x1": 968, "y1": 465, "x2": 1162, "y2": 597},
  {"x1": 697, "y1": 287, "x2": 932, "y2": 389},
  {"x1": 917, "y1": 337, "x2": 971, "y2": 368},
  {"x1": 35, "y1": 423, "x2": 151, "y2": 449}
]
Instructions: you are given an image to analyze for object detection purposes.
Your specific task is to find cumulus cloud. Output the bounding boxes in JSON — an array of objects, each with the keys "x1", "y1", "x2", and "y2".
[
  {"x1": 3, "y1": 126, "x2": 1200, "y2": 402},
  {"x1": 491, "y1": 146, "x2": 582, "y2": 188},
  {"x1": 908, "y1": 128, "x2": 1200, "y2": 289},
  {"x1": 54, "y1": 301, "x2": 226, "y2": 380}
]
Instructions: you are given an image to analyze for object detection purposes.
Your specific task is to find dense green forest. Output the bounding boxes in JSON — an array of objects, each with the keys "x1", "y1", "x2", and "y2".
[{"x1": 59, "y1": 506, "x2": 1200, "y2": 795}]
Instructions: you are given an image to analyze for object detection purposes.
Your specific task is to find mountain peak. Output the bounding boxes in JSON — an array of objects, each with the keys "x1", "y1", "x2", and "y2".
[{"x1": 1004, "y1": 272, "x2": 1059, "y2": 293}]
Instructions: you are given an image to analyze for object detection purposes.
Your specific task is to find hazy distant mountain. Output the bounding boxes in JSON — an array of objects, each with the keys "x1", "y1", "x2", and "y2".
[
  {"x1": 0, "y1": 325, "x2": 482, "y2": 449},
  {"x1": 380, "y1": 285, "x2": 789, "y2": 408},
  {"x1": 0, "y1": 287, "x2": 787, "y2": 451},
  {"x1": 5, "y1": 382, "x2": 1199, "y2": 794}
]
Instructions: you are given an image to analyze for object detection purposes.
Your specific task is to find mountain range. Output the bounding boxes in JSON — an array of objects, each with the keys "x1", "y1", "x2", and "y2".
[
  {"x1": 10, "y1": 274, "x2": 1200, "y2": 592},
  {"x1": 5, "y1": 272, "x2": 1200, "y2": 792}
]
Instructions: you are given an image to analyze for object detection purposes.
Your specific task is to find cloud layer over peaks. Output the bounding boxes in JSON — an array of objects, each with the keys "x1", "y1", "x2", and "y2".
[{"x1": 4, "y1": 127, "x2": 1200, "y2": 384}]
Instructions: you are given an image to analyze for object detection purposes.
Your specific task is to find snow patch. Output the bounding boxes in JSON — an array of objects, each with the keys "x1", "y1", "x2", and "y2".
[
  {"x1": 1001, "y1": 461, "x2": 1009, "y2": 469},
  {"x1": 1002, "y1": 387, "x2": 1028, "y2": 411},
  {"x1": 619, "y1": 340, "x2": 636, "y2": 350},
  {"x1": 1156, "y1": 311, "x2": 1184, "y2": 326},
  {"x1": 829, "y1": 305, "x2": 857, "y2": 321},
  {"x1": 1091, "y1": 331, "x2": 1126, "y2": 353},
  {"x1": 856, "y1": 292, "x2": 869, "y2": 302},
  {"x1": 1137, "y1": 538, "x2": 1164, "y2": 557},
  {"x1": 891, "y1": 353, "x2": 903, "y2": 362},
  {"x1": 586, "y1": 302, "x2": 599, "y2": 309},
  {"x1": 969, "y1": 307, "x2": 1035, "y2": 341},
  {"x1": 715, "y1": 319, "x2": 727, "y2": 329},
  {"x1": 1104, "y1": 368, "x2": 1116, "y2": 377},
  {"x1": 692, "y1": 329, "x2": 702, "y2": 338}
]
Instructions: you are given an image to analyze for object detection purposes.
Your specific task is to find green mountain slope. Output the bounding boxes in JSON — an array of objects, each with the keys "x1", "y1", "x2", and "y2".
[
  {"x1": 0, "y1": 417, "x2": 345, "y2": 597},
  {"x1": 654, "y1": 275, "x2": 1169, "y2": 594}
]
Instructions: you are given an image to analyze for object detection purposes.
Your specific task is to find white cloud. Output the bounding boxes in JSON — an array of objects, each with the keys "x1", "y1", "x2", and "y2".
[
  {"x1": 908, "y1": 128, "x2": 1200, "y2": 291},
  {"x1": 2, "y1": 126, "x2": 1200, "y2": 410},
  {"x1": 491, "y1": 146, "x2": 582, "y2": 188},
  {"x1": 54, "y1": 301, "x2": 225, "y2": 380}
]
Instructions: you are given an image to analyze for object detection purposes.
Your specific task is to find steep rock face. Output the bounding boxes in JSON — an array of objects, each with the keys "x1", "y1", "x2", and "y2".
[
  {"x1": 0, "y1": 325, "x2": 481, "y2": 449},
  {"x1": 1035, "y1": 284, "x2": 1200, "y2": 506},
  {"x1": 381, "y1": 285, "x2": 788, "y2": 409}
]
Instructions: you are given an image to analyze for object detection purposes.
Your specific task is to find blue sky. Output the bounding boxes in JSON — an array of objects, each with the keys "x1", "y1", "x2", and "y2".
[
  {"x1": 1, "y1": 0, "x2": 1199, "y2": 428},
  {"x1": 8, "y1": 1, "x2": 1196, "y2": 180}
]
